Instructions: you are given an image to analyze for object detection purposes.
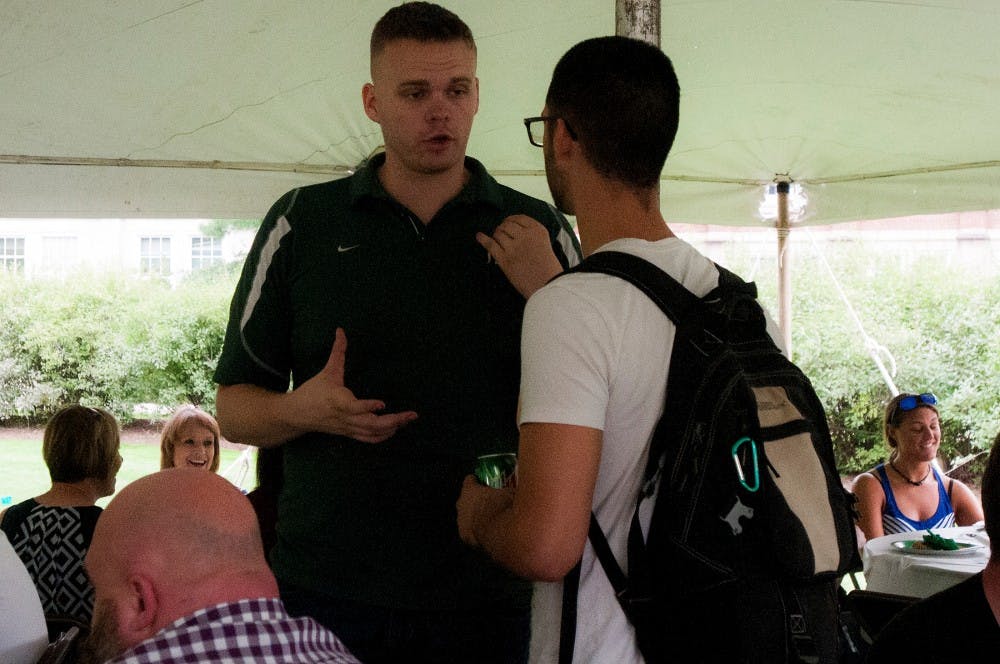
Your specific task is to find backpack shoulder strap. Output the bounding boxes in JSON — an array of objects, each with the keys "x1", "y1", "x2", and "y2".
[
  {"x1": 567, "y1": 250, "x2": 760, "y2": 479},
  {"x1": 713, "y1": 263, "x2": 757, "y2": 297},
  {"x1": 558, "y1": 250, "x2": 710, "y2": 663},
  {"x1": 571, "y1": 251, "x2": 759, "y2": 328},
  {"x1": 559, "y1": 513, "x2": 632, "y2": 664},
  {"x1": 558, "y1": 250, "x2": 762, "y2": 664},
  {"x1": 569, "y1": 250, "x2": 701, "y2": 326},
  {"x1": 559, "y1": 561, "x2": 581, "y2": 664}
]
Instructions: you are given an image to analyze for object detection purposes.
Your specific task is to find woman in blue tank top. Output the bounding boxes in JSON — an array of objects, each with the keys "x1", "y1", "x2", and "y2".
[{"x1": 852, "y1": 393, "x2": 983, "y2": 543}]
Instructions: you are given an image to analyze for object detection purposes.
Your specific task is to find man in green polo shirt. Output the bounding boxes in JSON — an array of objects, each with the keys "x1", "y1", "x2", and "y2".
[{"x1": 213, "y1": 3, "x2": 580, "y2": 663}]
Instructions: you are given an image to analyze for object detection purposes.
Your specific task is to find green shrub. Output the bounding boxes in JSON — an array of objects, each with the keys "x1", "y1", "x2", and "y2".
[
  {"x1": 714, "y1": 236, "x2": 1000, "y2": 474},
  {"x1": 0, "y1": 265, "x2": 238, "y2": 423},
  {"x1": 1, "y1": 232, "x2": 997, "y2": 477}
]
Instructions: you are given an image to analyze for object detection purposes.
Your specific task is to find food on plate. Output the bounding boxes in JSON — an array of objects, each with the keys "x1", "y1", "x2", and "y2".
[{"x1": 917, "y1": 530, "x2": 960, "y2": 551}]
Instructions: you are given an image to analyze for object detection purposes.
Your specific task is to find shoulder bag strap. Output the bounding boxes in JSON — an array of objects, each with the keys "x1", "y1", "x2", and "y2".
[
  {"x1": 560, "y1": 514, "x2": 636, "y2": 664},
  {"x1": 570, "y1": 250, "x2": 700, "y2": 327},
  {"x1": 559, "y1": 250, "x2": 727, "y2": 661},
  {"x1": 559, "y1": 560, "x2": 582, "y2": 664}
]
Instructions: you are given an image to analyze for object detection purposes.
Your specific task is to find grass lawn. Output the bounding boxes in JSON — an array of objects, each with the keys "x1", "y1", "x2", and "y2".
[{"x1": 1, "y1": 436, "x2": 253, "y2": 509}]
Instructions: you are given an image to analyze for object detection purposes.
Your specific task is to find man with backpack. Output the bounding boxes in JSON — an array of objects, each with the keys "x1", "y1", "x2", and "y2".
[{"x1": 457, "y1": 35, "x2": 857, "y2": 663}]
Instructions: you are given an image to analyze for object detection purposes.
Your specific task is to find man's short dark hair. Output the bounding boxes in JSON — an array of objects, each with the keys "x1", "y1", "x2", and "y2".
[
  {"x1": 983, "y1": 430, "x2": 1000, "y2": 551},
  {"x1": 371, "y1": 2, "x2": 476, "y2": 57},
  {"x1": 546, "y1": 36, "x2": 680, "y2": 189}
]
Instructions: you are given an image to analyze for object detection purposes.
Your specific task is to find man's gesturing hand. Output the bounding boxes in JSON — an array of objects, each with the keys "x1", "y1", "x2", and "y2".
[{"x1": 290, "y1": 328, "x2": 418, "y2": 443}]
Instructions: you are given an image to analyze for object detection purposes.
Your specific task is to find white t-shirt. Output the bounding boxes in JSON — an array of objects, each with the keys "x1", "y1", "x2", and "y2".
[
  {"x1": 0, "y1": 533, "x2": 49, "y2": 664},
  {"x1": 519, "y1": 236, "x2": 774, "y2": 663}
]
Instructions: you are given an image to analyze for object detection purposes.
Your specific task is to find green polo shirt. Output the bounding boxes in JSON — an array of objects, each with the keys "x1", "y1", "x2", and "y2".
[{"x1": 215, "y1": 154, "x2": 580, "y2": 610}]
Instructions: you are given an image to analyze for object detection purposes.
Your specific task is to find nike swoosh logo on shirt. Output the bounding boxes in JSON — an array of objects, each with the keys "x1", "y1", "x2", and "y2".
[{"x1": 337, "y1": 244, "x2": 360, "y2": 253}]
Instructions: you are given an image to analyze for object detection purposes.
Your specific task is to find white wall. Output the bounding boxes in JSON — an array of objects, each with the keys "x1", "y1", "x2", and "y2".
[{"x1": 0, "y1": 218, "x2": 254, "y2": 280}]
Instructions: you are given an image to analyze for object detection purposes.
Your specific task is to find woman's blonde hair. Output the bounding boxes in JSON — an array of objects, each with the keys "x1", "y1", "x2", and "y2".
[
  {"x1": 43, "y1": 405, "x2": 121, "y2": 483},
  {"x1": 159, "y1": 404, "x2": 221, "y2": 472}
]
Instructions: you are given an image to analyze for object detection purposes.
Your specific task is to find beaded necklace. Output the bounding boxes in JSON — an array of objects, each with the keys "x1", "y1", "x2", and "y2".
[{"x1": 889, "y1": 458, "x2": 932, "y2": 486}]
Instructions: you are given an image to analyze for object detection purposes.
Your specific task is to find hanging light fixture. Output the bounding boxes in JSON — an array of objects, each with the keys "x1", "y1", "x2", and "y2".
[{"x1": 758, "y1": 180, "x2": 808, "y2": 222}]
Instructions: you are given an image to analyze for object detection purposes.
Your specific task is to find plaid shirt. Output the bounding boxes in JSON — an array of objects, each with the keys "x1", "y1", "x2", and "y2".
[{"x1": 106, "y1": 598, "x2": 360, "y2": 663}]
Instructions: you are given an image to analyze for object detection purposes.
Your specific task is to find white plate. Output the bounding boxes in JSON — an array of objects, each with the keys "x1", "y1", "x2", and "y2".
[{"x1": 892, "y1": 539, "x2": 983, "y2": 556}]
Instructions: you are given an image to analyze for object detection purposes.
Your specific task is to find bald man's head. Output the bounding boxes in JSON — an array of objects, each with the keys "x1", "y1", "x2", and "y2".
[
  {"x1": 96, "y1": 467, "x2": 263, "y2": 567},
  {"x1": 82, "y1": 468, "x2": 278, "y2": 660}
]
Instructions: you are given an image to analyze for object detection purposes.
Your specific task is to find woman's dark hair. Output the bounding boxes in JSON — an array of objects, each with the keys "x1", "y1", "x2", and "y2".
[{"x1": 43, "y1": 405, "x2": 120, "y2": 483}]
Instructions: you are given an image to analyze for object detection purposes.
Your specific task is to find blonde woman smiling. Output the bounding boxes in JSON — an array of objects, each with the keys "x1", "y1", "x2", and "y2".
[{"x1": 159, "y1": 404, "x2": 221, "y2": 472}]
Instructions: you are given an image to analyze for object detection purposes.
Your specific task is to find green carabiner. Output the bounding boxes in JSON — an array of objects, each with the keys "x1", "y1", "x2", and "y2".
[{"x1": 731, "y1": 437, "x2": 760, "y2": 492}]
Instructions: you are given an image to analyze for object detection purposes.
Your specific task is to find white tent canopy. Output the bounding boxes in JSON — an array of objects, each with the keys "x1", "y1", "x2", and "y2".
[{"x1": 2, "y1": 0, "x2": 998, "y2": 225}]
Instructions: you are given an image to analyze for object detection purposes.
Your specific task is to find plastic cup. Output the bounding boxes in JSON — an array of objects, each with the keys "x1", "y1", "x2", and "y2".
[{"x1": 474, "y1": 453, "x2": 517, "y2": 489}]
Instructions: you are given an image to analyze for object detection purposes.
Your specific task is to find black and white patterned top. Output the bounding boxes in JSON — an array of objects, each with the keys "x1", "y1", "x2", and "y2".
[{"x1": 0, "y1": 498, "x2": 101, "y2": 623}]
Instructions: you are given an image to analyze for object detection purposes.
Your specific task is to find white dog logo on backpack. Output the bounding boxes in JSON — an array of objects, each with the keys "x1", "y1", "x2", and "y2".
[{"x1": 720, "y1": 497, "x2": 754, "y2": 535}]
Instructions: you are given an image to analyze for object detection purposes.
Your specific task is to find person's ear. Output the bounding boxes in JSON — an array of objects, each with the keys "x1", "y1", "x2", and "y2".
[
  {"x1": 552, "y1": 119, "x2": 576, "y2": 159},
  {"x1": 472, "y1": 77, "x2": 480, "y2": 115},
  {"x1": 119, "y1": 574, "x2": 161, "y2": 644},
  {"x1": 362, "y1": 83, "x2": 379, "y2": 123}
]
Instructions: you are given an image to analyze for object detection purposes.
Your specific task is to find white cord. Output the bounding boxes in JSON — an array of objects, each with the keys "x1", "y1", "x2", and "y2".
[{"x1": 803, "y1": 228, "x2": 899, "y2": 396}]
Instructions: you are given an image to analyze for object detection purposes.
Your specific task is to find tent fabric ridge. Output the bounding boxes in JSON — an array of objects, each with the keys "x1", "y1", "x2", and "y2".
[
  {"x1": 0, "y1": 154, "x2": 351, "y2": 175},
  {"x1": 805, "y1": 160, "x2": 1000, "y2": 185}
]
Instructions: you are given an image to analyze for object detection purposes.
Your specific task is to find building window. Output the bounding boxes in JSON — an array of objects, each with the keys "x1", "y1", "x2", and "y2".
[
  {"x1": 140, "y1": 236, "x2": 171, "y2": 275},
  {"x1": 1, "y1": 237, "x2": 25, "y2": 273},
  {"x1": 191, "y1": 236, "x2": 222, "y2": 270}
]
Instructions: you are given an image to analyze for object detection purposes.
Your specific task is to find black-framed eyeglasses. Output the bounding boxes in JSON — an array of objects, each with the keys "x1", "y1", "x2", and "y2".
[{"x1": 523, "y1": 116, "x2": 576, "y2": 148}]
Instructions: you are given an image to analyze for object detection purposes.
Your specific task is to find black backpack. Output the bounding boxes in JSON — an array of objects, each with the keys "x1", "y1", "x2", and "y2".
[{"x1": 558, "y1": 251, "x2": 862, "y2": 664}]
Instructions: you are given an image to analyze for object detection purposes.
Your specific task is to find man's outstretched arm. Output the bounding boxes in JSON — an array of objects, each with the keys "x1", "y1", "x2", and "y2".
[{"x1": 216, "y1": 328, "x2": 418, "y2": 448}]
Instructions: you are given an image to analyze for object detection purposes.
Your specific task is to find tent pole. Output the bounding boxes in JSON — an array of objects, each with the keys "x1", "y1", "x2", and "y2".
[
  {"x1": 616, "y1": 0, "x2": 660, "y2": 44},
  {"x1": 776, "y1": 181, "x2": 793, "y2": 357},
  {"x1": 616, "y1": 2, "x2": 800, "y2": 358}
]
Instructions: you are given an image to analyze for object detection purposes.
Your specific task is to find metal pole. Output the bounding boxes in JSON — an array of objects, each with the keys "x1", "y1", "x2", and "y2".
[
  {"x1": 616, "y1": 0, "x2": 660, "y2": 45},
  {"x1": 776, "y1": 181, "x2": 793, "y2": 357}
]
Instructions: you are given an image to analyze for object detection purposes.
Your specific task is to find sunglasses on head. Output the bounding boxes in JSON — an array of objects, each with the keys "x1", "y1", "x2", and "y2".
[
  {"x1": 898, "y1": 393, "x2": 937, "y2": 412},
  {"x1": 890, "y1": 393, "x2": 938, "y2": 425}
]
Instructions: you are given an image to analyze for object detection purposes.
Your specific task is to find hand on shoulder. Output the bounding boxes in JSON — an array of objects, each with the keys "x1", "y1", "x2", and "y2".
[{"x1": 476, "y1": 215, "x2": 563, "y2": 299}]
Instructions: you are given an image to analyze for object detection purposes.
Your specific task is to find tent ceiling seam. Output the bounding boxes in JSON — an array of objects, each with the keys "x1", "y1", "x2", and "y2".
[
  {"x1": 0, "y1": 154, "x2": 350, "y2": 175},
  {"x1": 1, "y1": 155, "x2": 996, "y2": 187}
]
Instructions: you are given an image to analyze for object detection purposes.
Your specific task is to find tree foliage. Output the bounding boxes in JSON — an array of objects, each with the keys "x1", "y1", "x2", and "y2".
[
  {"x1": 0, "y1": 264, "x2": 238, "y2": 423},
  {"x1": 716, "y1": 234, "x2": 1000, "y2": 477},
  {"x1": 0, "y1": 233, "x2": 997, "y2": 478}
]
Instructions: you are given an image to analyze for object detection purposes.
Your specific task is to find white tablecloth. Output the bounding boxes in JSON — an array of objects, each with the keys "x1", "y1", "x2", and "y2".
[{"x1": 862, "y1": 525, "x2": 991, "y2": 598}]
